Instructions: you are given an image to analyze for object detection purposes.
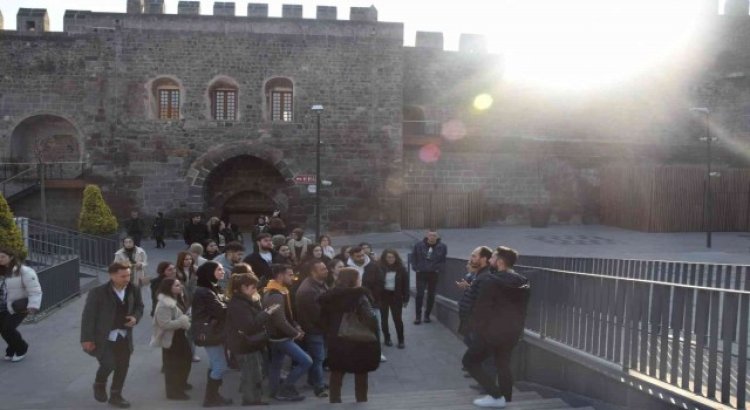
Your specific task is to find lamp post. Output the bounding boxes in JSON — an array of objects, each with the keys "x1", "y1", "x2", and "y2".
[
  {"x1": 690, "y1": 107, "x2": 715, "y2": 248},
  {"x1": 311, "y1": 104, "x2": 324, "y2": 241}
]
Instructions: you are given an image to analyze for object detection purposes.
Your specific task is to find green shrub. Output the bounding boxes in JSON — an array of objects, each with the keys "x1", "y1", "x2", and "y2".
[
  {"x1": 0, "y1": 193, "x2": 27, "y2": 260},
  {"x1": 78, "y1": 185, "x2": 118, "y2": 235}
]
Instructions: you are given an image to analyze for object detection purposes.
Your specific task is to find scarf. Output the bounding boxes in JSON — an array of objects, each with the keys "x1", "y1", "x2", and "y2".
[
  {"x1": 264, "y1": 279, "x2": 294, "y2": 321},
  {"x1": 124, "y1": 247, "x2": 136, "y2": 265}
]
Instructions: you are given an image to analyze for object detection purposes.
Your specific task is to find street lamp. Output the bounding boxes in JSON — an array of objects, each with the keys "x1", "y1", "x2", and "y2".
[
  {"x1": 311, "y1": 104, "x2": 324, "y2": 241},
  {"x1": 690, "y1": 107, "x2": 717, "y2": 248}
]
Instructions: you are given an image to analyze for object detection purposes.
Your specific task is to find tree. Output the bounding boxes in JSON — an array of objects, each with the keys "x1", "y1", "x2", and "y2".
[
  {"x1": 0, "y1": 193, "x2": 28, "y2": 260},
  {"x1": 78, "y1": 185, "x2": 118, "y2": 235}
]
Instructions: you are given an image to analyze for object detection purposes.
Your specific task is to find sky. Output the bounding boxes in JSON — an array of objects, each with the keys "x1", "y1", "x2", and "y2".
[{"x1": 0, "y1": 0, "x2": 720, "y2": 89}]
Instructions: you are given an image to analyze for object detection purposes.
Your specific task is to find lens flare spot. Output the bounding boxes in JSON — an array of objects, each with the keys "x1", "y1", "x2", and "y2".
[
  {"x1": 441, "y1": 120, "x2": 467, "y2": 141},
  {"x1": 419, "y1": 144, "x2": 441, "y2": 163},
  {"x1": 473, "y1": 94, "x2": 494, "y2": 111}
]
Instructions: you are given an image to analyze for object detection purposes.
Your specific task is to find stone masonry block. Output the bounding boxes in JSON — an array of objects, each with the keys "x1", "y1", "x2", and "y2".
[
  {"x1": 177, "y1": 1, "x2": 200, "y2": 15},
  {"x1": 316, "y1": 6, "x2": 337, "y2": 20},
  {"x1": 282, "y1": 4, "x2": 303, "y2": 18},
  {"x1": 247, "y1": 3, "x2": 269, "y2": 17}
]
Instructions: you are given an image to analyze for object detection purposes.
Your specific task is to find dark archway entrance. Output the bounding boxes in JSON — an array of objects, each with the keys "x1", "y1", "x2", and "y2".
[
  {"x1": 10, "y1": 114, "x2": 82, "y2": 162},
  {"x1": 204, "y1": 155, "x2": 287, "y2": 230}
]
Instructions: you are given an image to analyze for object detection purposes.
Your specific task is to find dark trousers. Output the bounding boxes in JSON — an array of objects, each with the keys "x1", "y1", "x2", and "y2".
[
  {"x1": 163, "y1": 330, "x2": 192, "y2": 396},
  {"x1": 462, "y1": 336, "x2": 516, "y2": 401},
  {"x1": 415, "y1": 271, "x2": 438, "y2": 319},
  {"x1": 329, "y1": 371, "x2": 368, "y2": 403},
  {"x1": 95, "y1": 337, "x2": 131, "y2": 393},
  {"x1": 0, "y1": 311, "x2": 28, "y2": 357},
  {"x1": 380, "y1": 292, "x2": 404, "y2": 343},
  {"x1": 155, "y1": 236, "x2": 166, "y2": 248}
]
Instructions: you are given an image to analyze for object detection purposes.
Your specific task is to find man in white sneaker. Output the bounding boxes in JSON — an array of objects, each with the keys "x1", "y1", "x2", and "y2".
[{"x1": 463, "y1": 246, "x2": 530, "y2": 409}]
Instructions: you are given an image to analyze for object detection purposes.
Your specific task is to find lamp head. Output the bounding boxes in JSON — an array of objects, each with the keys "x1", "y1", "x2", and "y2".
[
  {"x1": 311, "y1": 104, "x2": 324, "y2": 112},
  {"x1": 690, "y1": 107, "x2": 710, "y2": 114}
]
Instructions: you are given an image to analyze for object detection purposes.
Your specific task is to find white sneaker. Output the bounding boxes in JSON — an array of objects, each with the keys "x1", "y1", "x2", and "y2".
[
  {"x1": 473, "y1": 395, "x2": 506, "y2": 408},
  {"x1": 3, "y1": 355, "x2": 11, "y2": 361},
  {"x1": 10, "y1": 354, "x2": 26, "y2": 363},
  {"x1": 380, "y1": 354, "x2": 387, "y2": 363}
]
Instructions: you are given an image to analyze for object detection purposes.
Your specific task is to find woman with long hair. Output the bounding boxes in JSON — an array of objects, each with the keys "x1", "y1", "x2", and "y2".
[
  {"x1": 175, "y1": 252, "x2": 196, "y2": 297},
  {"x1": 326, "y1": 259, "x2": 345, "y2": 287},
  {"x1": 378, "y1": 249, "x2": 410, "y2": 349},
  {"x1": 319, "y1": 268, "x2": 380, "y2": 403},
  {"x1": 150, "y1": 262, "x2": 177, "y2": 317},
  {"x1": 151, "y1": 278, "x2": 192, "y2": 400},
  {"x1": 204, "y1": 240, "x2": 221, "y2": 261},
  {"x1": 226, "y1": 272, "x2": 279, "y2": 405},
  {"x1": 319, "y1": 235, "x2": 335, "y2": 259},
  {"x1": 0, "y1": 247, "x2": 42, "y2": 362},
  {"x1": 113, "y1": 237, "x2": 148, "y2": 286},
  {"x1": 191, "y1": 261, "x2": 232, "y2": 407}
]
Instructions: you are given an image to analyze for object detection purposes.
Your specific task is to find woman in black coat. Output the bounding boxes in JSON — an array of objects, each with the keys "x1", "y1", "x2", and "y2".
[
  {"x1": 319, "y1": 268, "x2": 381, "y2": 403},
  {"x1": 191, "y1": 261, "x2": 232, "y2": 407},
  {"x1": 226, "y1": 272, "x2": 280, "y2": 405},
  {"x1": 378, "y1": 249, "x2": 410, "y2": 348}
]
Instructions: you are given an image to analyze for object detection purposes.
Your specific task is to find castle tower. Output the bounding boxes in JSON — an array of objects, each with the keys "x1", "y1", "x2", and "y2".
[
  {"x1": 725, "y1": 0, "x2": 749, "y2": 15},
  {"x1": 127, "y1": 0, "x2": 144, "y2": 14}
]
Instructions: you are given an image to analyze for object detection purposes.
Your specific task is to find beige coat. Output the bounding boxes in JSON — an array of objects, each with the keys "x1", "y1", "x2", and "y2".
[
  {"x1": 150, "y1": 294, "x2": 190, "y2": 349},
  {"x1": 113, "y1": 247, "x2": 148, "y2": 285}
]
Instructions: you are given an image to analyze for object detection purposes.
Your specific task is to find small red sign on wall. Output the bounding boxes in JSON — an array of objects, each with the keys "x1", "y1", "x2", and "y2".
[{"x1": 293, "y1": 175, "x2": 316, "y2": 184}]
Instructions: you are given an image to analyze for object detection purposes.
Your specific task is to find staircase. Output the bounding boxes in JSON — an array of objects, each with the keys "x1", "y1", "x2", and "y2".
[{"x1": 268, "y1": 388, "x2": 594, "y2": 410}]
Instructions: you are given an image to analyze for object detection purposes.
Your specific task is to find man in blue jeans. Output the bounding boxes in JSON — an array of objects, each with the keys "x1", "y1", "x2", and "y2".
[
  {"x1": 412, "y1": 231, "x2": 447, "y2": 324},
  {"x1": 295, "y1": 260, "x2": 330, "y2": 398},
  {"x1": 262, "y1": 264, "x2": 312, "y2": 402}
]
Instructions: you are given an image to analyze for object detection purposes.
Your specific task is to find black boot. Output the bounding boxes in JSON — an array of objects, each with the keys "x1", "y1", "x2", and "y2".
[
  {"x1": 203, "y1": 378, "x2": 233, "y2": 407},
  {"x1": 108, "y1": 391, "x2": 131, "y2": 408},
  {"x1": 93, "y1": 382, "x2": 108, "y2": 403}
]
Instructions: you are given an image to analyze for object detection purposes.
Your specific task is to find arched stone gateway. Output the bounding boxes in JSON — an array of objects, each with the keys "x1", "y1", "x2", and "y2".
[
  {"x1": 9, "y1": 114, "x2": 83, "y2": 163},
  {"x1": 186, "y1": 142, "x2": 300, "y2": 230}
]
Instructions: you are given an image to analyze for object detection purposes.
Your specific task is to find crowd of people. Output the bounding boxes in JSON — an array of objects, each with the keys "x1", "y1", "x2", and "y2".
[
  {"x1": 79, "y1": 212, "x2": 442, "y2": 408},
  {"x1": 63, "y1": 209, "x2": 531, "y2": 409}
]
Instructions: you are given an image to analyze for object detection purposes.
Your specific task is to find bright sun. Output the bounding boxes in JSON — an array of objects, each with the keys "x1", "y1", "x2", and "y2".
[{"x1": 484, "y1": 0, "x2": 704, "y2": 90}]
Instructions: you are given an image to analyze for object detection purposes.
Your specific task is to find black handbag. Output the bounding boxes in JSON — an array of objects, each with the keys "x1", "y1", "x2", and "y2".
[
  {"x1": 192, "y1": 320, "x2": 223, "y2": 347},
  {"x1": 238, "y1": 329, "x2": 268, "y2": 352},
  {"x1": 11, "y1": 297, "x2": 29, "y2": 314},
  {"x1": 338, "y1": 310, "x2": 377, "y2": 343}
]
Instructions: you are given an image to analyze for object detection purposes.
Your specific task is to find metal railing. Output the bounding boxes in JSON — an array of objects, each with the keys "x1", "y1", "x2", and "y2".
[
  {"x1": 24, "y1": 235, "x2": 81, "y2": 314},
  {"x1": 0, "y1": 161, "x2": 85, "y2": 199},
  {"x1": 20, "y1": 218, "x2": 118, "y2": 271},
  {"x1": 430, "y1": 255, "x2": 749, "y2": 409},
  {"x1": 517, "y1": 265, "x2": 749, "y2": 410},
  {"x1": 519, "y1": 255, "x2": 750, "y2": 291}
]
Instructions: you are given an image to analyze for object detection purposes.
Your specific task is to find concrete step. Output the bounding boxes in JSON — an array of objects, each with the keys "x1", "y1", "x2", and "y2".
[{"x1": 267, "y1": 389, "x2": 577, "y2": 410}]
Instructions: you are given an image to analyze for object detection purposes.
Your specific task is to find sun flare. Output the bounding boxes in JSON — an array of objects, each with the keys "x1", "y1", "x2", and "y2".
[{"x1": 482, "y1": 0, "x2": 704, "y2": 90}]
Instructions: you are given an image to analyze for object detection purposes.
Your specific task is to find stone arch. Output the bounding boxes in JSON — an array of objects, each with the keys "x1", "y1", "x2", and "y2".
[
  {"x1": 9, "y1": 113, "x2": 84, "y2": 163},
  {"x1": 185, "y1": 141, "x2": 298, "y2": 214}
]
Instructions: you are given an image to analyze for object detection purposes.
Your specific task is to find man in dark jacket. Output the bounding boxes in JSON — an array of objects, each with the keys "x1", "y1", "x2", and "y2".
[
  {"x1": 463, "y1": 246, "x2": 530, "y2": 409},
  {"x1": 81, "y1": 262, "x2": 145, "y2": 409},
  {"x1": 243, "y1": 233, "x2": 279, "y2": 287},
  {"x1": 151, "y1": 212, "x2": 166, "y2": 249},
  {"x1": 124, "y1": 210, "x2": 144, "y2": 247},
  {"x1": 458, "y1": 246, "x2": 493, "y2": 336},
  {"x1": 183, "y1": 214, "x2": 209, "y2": 247},
  {"x1": 411, "y1": 230, "x2": 447, "y2": 324},
  {"x1": 295, "y1": 260, "x2": 330, "y2": 397}
]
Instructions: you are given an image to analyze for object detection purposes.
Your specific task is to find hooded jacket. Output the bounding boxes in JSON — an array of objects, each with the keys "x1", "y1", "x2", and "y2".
[
  {"x1": 412, "y1": 238, "x2": 447, "y2": 273},
  {"x1": 469, "y1": 269, "x2": 530, "y2": 345},
  {"x1": 347, "y1": 255, "x2": 385, "y2": 308}
]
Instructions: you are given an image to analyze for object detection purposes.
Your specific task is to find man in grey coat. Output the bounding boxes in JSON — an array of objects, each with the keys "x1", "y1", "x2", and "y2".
[{"x1": 81, "y1": 262, "x2": 144, "y2": 409}]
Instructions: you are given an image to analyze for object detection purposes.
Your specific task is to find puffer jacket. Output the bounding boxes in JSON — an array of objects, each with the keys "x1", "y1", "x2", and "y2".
[
  {"x1": 412, "y1": 238, "x2": 447, "y2": 273},
  {"x1": 3, "y1": 265, "x2": 43, "y2": 314},
  {"x1": 151, "y1": 294, "x2": 191, "y2": 349}
]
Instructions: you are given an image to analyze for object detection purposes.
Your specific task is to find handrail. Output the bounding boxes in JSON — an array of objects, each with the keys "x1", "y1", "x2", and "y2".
[
  {"x1": 521, "y1": 254, "x2": 750, "y2": 269},
  {"x1": 516, "y1": 264, "x2": 750, "y2": 295},
  {"x1": 0, "y1": 166, "x2": 36, "y2": 185}
]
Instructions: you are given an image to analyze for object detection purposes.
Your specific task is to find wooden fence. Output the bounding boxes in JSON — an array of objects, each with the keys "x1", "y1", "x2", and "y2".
[
  {"x1": 401, "y1": 191, "x2": 483, "y2": 229},
  {"x1": 601, "y1": 166, "x2": 750, "y2": 232}
]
